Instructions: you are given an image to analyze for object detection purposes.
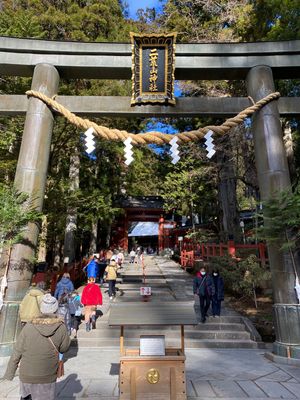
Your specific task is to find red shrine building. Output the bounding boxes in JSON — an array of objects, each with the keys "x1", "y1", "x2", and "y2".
[{"x1": 111, "y1": 196, "x2": 177, "y2": 252}]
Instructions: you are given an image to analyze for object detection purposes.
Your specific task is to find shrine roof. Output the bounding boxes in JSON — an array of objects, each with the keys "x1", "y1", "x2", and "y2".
[{"x1": 118, "y1": 196, "x2": 164, "y2": 210}]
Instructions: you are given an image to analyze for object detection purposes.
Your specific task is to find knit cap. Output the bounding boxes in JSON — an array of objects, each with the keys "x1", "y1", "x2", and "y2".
[{"x1": 40, "y1": 294, "x2": 58, "y2": 314}]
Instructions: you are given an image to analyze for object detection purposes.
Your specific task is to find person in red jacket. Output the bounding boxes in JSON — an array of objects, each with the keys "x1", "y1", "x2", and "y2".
[{"x1": 81, "y1": 277, "x2": 103, "y2": 332}]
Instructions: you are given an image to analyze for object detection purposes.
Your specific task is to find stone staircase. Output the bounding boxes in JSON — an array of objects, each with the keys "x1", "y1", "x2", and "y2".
[{"x1": 73, "y1": 256, "x2": 264, "y2": 350}]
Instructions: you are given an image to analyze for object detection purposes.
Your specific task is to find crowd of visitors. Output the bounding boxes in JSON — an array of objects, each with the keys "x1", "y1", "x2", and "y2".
[
  {"x1": 193, "y1": 266, "x2": 224, "y2": 323},
  {"x1": 2, "y1": 247, "x2": 125, "y2": 399},
  {"x1": 1, "y1": 247, "x2": 226, "y2": 399}
]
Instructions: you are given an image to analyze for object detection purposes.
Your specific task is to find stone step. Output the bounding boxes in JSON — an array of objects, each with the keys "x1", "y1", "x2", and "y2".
[
  {"x1": 206, "y1": 315, "x2": 244, "y2": 323},
  {"x1": 77, "y1": 328, "x2": 251, "y2": 340},
  {"x1": 86, "y1": 321, "x2": 246, "y2": 331},
  {"x1": 73, "y1": 337, "x2": 263, "y2": 349},
  {"x1": 75, "y1": 256, "x2": 263, "y2": 352},
  {"x1": 103, "y1": 314, "x2": 246, "y2": 323},
  {"x1": 82, "y1": 314, "x2": 246, "y2": 325}
]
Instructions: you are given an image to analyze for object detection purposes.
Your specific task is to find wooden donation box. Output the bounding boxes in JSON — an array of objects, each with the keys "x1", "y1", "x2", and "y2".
[{"x1": 109, "y1": 303, "x2": 198, "y2": 400}]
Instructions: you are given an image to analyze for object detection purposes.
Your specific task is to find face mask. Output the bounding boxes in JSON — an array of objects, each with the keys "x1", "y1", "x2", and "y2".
[
  {"x1": 213, "y1": 273, "x2": 218, "y2": 276},
  {"x1": 200, "y1": 271, "x2": 206, "y2": 276}
]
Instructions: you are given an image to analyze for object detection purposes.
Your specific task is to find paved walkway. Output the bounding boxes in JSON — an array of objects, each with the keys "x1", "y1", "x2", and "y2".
[
  {"x1": 0, "y1": 255, "x2": 299, "y2": 399},
  {"x1": 1, "y1": 348, "x2": 300, "y2": 399}
]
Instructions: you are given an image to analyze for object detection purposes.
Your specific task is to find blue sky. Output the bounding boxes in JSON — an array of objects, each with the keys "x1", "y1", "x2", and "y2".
[{"x1": 125, "y1": 0, "x2": 165, "y2": 19}]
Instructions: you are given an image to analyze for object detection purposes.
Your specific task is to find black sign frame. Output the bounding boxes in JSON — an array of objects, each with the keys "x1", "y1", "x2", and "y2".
[{"x1": 130, "y1": 32, "x2": 177, "y2": 105}]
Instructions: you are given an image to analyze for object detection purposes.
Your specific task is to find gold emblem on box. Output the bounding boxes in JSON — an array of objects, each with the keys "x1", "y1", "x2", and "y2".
[{"x1": 146, "y1": 368, "x2": 160, "y2": 384}]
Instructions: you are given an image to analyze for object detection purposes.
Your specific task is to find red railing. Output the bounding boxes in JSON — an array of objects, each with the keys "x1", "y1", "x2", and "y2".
[
  {"x1": 180, "y1": 241, "x2": 268, "y2": 269},
  {"x1": 180, "y1": 250, "x2": 195, "y2": 269}
]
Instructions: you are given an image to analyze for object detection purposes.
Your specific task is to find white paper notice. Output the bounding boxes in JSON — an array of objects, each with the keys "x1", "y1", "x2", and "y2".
[
  {"x1": 140, "y1": 335, "x2": 165, "y2": 356},
  {"x1": 140, "y1": 287, "x2": 152, "y2": 296}
]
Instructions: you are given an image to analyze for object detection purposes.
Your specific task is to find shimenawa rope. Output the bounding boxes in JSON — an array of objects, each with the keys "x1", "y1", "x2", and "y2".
[{"x1": 25, "y1": 90, "x2": 280, "y2": 146}]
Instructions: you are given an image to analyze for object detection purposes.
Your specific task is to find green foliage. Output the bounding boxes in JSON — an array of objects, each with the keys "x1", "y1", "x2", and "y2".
[
  {"x1": 157, "y1": 0, "x2": 254, "y2": 42},
  {"x1": 125, "y1": 148, "x2": 166, "y2": 196},
  {"x1": 0, "y1": 184, "x2": 41, "y2": 247},
  {"x1": 77, "y1": 189, "x2": 121, "y2": 231},
  {"x1": 158, "y1": 0, "x2": 299, "y2": 43},
  {"x1": 185, "y1": 228, "x2": 217, "y2": 242},
  {"x1": 0, "y1": 117, "x2": 25, "y2": 183},
  {"x1": 258, "y1": 186, "x2": 300, "y2": 252},
  {"x1": 211, "y1": 255, "x2": 271, "y2": 304},
  {"x1": 161, "y1": 143, "x2": 217, "y2": 219},
  {"x1": 244, "y1": 0, "x2": 300, "y2": 41},
  {"x1": 0, "y1": 0, "x2": 134, "y2": 41},
  {"x1": 238, "y1": 255, "x2": 271, "y2": 296},
  {"x1": 0, "y1": 8, "x2": 43, "y2": 38}
]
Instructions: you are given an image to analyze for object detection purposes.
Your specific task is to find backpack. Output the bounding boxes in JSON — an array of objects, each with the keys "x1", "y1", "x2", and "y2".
[{"x1": 57, "y1": 283, "x2": 72, "y2": 302}]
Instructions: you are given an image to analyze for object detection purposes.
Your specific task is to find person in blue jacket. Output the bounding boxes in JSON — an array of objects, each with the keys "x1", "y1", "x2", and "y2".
[
  {"x1": 211, "y1": 269, "x2": 224, "y2": 317},
  {"x1": 54, "y1": 272, "x2": 74, "y2": 301},
  {"x1": 84, "y1": 255, "x2": 100, "y2": 280}
]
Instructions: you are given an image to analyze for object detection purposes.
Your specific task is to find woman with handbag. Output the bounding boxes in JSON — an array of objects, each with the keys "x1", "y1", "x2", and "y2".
[{"x1": 3, "y1": 294, "x2": 70, "y2": 400}]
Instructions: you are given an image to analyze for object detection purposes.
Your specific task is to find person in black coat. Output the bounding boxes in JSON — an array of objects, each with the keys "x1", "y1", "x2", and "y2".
[
  {"x1": 193, "y1": 267, "x2": 214, "y2": 323},
  {"x1": 211, "y1": 269, "x2": 224, "y2": 317}
]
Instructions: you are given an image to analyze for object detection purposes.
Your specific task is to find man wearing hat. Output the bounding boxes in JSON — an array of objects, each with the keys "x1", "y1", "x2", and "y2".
[{"x1": 4, "y1": 294, "x2": 70, "y2": 399}]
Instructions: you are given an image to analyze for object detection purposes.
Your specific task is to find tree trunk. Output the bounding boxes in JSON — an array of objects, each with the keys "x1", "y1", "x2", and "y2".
[
  {"x1": 283, "y1": 121, "x2": 296, "y2": 183},
  {"x1": 53, "y1": 236, "x2": 62, "y2": 269},
  {"x1": 217, "y1": 144, "x2": 241, "y2": 242},
  {"x1": 37, "y1": 215, "x2": 48, "y2": 262},
  {"x1": 89, "y1": 220, "x2": 98, "y2": 254},
  {"x1": 105, "y1": 221, "x2": 112, "y2": 249},
  {"x1": 63, "y1": 149, "x2": 80, "y2": 265}
]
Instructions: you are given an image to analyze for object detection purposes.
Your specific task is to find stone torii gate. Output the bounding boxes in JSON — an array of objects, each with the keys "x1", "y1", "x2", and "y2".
[{"x1": 0, "y1": 36, "x2": 300, "y2": 359}]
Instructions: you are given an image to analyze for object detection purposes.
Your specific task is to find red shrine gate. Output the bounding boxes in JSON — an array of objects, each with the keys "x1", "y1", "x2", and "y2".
[{"x1": 111, "y1": 196, "x2": 176, "y2": 252}]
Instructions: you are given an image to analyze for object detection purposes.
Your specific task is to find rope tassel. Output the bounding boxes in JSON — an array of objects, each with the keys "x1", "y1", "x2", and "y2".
[
  {"x1": 169, "y1": 136, "x2": 180, "y2": 164},
  {"x1": 204, "y1": 130, "x2": 216, "y2": 159},
  {"x1": 124, "y1": 137, "x2": 134, "y2": 165},
  {"x1": 84, "y1": 127, "x2": 95, "y2": 154}
]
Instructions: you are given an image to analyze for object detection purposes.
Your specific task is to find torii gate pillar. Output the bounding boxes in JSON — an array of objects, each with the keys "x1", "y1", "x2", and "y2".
[
  {"x1": 0, "y1": 64, "x2": 60, "y2": 356},
  {"x1": 247, "y1": 66, "x2": 300, "y2": 359}
]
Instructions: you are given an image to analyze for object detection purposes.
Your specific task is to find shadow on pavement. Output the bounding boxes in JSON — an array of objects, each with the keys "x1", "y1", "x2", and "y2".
[
  {"x1": 65, "y1": 343, "x2": 79, "y2": 360},
  {"x1": 109, "y1": 363, "x2": 120, "y2": 376},
  {"x1": 56, "y1": 373, "x2": 83, "y2": 399}
]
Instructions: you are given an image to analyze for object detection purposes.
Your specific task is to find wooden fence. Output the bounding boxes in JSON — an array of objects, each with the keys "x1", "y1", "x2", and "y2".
[{"x1": 180, "y1": 241, "x2": 268, "y2": 269}]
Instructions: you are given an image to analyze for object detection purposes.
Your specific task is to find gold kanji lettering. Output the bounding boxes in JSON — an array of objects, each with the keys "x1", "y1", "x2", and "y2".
[{"x1": 149, "y1": 48, "x2": 158, "y2": 91}]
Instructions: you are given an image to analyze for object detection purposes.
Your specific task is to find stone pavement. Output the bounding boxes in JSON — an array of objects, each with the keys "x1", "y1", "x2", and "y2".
[
  {"x1": 0, "y1": 348, "x2": 300, "y2": 399},
  {"x1": 0, "y1": 255, "x2": 299, "y2": 399}
]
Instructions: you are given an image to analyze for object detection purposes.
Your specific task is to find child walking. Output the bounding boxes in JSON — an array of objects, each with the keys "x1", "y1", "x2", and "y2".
[
  {"x1": 68, "y1": 291, "x2": 83, "y2": 338},
  {"x1": 81, "y1": 278, "x2": 103, "y2": 332}
]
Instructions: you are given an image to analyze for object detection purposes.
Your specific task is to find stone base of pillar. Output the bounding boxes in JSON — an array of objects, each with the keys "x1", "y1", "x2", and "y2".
[
  {"x1": 265, "y1": 350, "x2": 300, "y2": 367},
  {"x1": 0, "y1": 303, "x2": 22, "y2": 356},
  {"x1": 272, "y1": 304, "x2": 300, "y2": 359},
  {"x1": 273, "y1": 342, "x2": 300, "y2": 359}
]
